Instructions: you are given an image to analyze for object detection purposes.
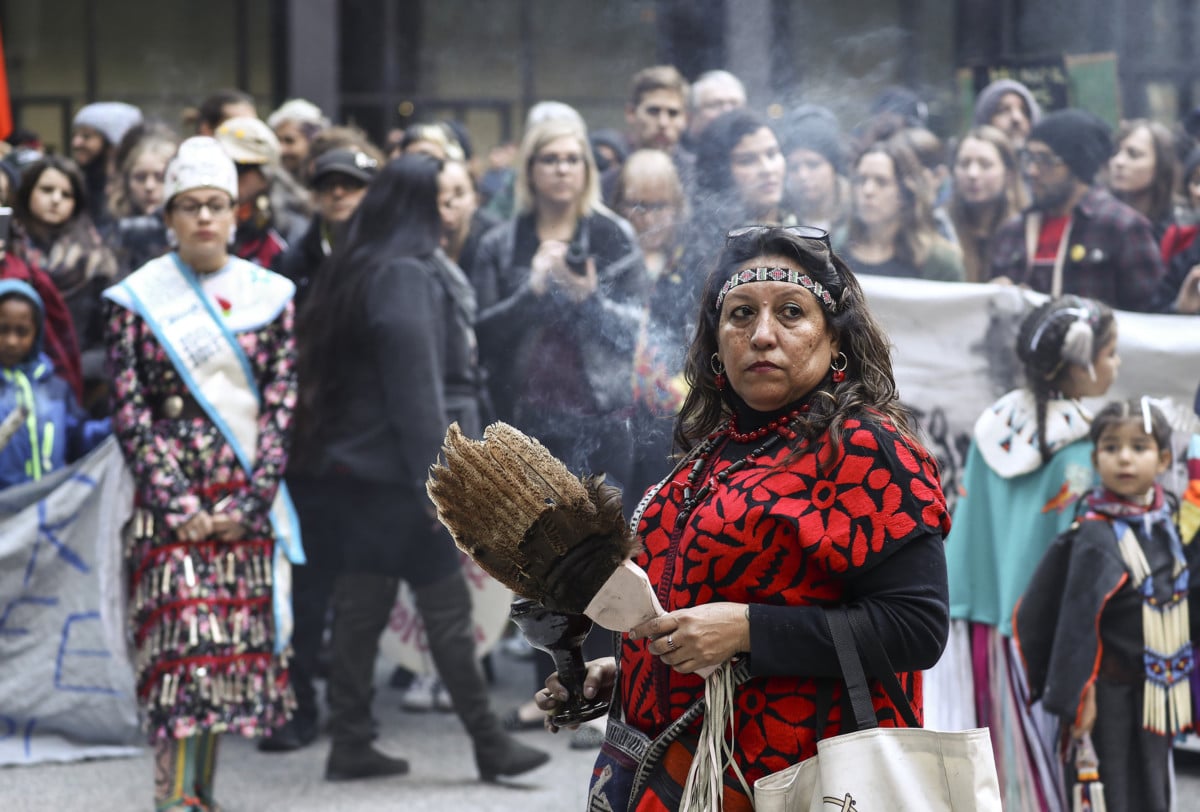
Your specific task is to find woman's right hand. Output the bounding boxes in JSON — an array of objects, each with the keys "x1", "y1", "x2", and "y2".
[
  {"x1": 177, "y1": 510, "x2": 213, "y2": 542},
  {"x1": 530, "y1": 240, "x2": 569, "y2": 296},
  {"x1": 535, "y1": 656, "x2": 616, "y2": 732}
]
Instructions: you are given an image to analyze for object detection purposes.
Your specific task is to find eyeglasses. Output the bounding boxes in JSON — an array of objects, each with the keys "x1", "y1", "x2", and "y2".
[
  {"x1": 1018, "y1": 149, "x2": 1064, "y2": 171},
  {"x1": 726, "y1": 224, "x2": 831, "y2": 250},
  {"x1": 533, "y1": 153, "x2": 584, "y2": 169},
  {"x1": 172, "y1": 198, "x2": 233, "y2": 217},
  {"x1": 131, "y1": 171, "x2": 165, "y2": 185}
]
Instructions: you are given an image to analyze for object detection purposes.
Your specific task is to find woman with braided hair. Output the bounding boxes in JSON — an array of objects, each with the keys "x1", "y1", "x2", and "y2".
[{"x1": 945, "y1": 294, "x2": 1118, "y2": 810}]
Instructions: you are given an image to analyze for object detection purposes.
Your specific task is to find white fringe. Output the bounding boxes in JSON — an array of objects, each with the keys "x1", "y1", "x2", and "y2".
[{"x1": 679, "y1": 661, "x2": 750, "y2": 812}]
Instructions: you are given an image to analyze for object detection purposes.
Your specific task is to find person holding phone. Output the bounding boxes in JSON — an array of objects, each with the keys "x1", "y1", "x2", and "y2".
[
  {"x1": 473, "y1": 115, "x2": 647, "y2": 736},
  {"x1": 474, "y1": 115, "x2": 647, "y2": 486}
]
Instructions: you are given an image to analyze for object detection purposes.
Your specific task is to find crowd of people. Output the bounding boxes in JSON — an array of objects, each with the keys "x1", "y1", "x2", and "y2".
[{"x1": 1, "y1": 63, "x2": 1199, "y2": 812}]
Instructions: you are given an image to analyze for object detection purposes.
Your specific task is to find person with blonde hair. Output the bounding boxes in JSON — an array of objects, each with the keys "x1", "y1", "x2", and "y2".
[
  {"x1": 108, "y1": 123, "x2": 180, "y2": 275},
  {"x1": 474, "y1": 116, "x2": 646, "y2": 737}
]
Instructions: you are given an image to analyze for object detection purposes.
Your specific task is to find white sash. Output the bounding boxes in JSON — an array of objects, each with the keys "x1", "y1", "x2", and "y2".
[{"x1": 104, "y1": 253, "x2": 304, "y2": 652}]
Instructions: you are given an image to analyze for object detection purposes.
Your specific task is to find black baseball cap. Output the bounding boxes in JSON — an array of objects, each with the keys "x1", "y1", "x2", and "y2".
[{"x1": 311, "y1": 148, "x2": 380, "y2": 186}]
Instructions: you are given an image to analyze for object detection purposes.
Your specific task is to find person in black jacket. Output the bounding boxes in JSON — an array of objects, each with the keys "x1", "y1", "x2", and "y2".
[
  {"x1": 274, "y1": 142, "x2": 382, "y2": 309},
  {"x1": 259, "y1": 140, "x2": 382, "y2": 754},
  {"x1": 293, "y1": 154, "x2": 549, "y2": 782},
  {"x1": 473, "y1": 116, "x2": 647, "y2": 738}
]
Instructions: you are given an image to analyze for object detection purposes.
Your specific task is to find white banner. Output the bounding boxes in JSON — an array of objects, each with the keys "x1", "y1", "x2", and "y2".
[
  {"x1": 0, "y1": 437, "x2": 140, "y2": 765},
  {"x1": 860, "y1": 276, "x2": 1200, "y2": 509}
]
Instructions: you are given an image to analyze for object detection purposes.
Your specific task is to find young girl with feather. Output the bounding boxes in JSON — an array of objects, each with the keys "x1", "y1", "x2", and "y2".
[
  {"x1": 1015, "y1": 399, "x2": 1200, "y2": 812},
  {"x1": 944, "y1": 295, "x2": 1118, "y2": 811}
]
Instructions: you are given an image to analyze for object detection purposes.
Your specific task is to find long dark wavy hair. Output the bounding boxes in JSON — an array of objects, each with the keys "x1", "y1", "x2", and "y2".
[
  {"x1": 1015, "y1": 295, "x2": 1116, "y2": 462},
  {"x1": 675, "y1": 226, "x2": 914, "y2": 471},
  {"x1": 294, "y1": 153, "x2": 442, "y2": 458},
  {"x1": 15, "y1": 155, "x2": 89, "y2": 231}
]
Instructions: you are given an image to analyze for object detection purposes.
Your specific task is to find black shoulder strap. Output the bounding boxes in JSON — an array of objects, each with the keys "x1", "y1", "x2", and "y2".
[
  {"x1": 845, "y1": 607, "x2": 921, "y2": 728},
  {"x1": 826, "y1": 607, "x2": 880, "y2": 731}
]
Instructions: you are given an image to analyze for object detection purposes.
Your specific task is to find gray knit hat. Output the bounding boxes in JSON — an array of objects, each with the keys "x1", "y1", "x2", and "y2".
[
  {"x1": 973, "y1": 80, "x2": 1042, "y2": 130},
  {"x1": 780, "y1": 104, "x2": 846, "y2": 175}
]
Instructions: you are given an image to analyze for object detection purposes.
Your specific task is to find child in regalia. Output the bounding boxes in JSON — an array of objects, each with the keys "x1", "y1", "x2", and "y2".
[{"x1": 1016, "y1": 399, "x2": 1198, "y2": 812}]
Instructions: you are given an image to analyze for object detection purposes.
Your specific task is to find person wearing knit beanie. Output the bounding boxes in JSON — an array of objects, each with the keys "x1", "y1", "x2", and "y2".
[
  {"x1": 1027, "y1": 109, "x2": 1113, "y2": 185},
  {"x1": 779, "y1": 105, "x2": 851, "y2": 233},
  {"x1": 974, "y1": 79, "x2": 1042, "y2": 148},
  {"x1": 71, "y1": 101, "x2": 143, "y2": 229},
  {"x1": 780, "y1": 105, "x2": 845, "y2": 175},
  {"x1": 988, "y1": 107, "x2": 1166, "y2": 312},
  {"x1": 71, "y1": 102, "x2": 143, "y2": 163}
]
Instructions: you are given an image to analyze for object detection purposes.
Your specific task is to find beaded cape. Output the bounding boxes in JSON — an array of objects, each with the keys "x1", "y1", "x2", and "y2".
[{"x1": 619, "y1": 413, "x2": 950, "y2": 798}]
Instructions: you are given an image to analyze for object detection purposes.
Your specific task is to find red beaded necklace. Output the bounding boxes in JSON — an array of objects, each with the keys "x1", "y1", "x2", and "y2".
[
  {"x1": 674, "y1": 407, "x2": 808, "y2": 528},
  {"x1": 726, "y1": 406, "x2": 807, "y2": 443}
]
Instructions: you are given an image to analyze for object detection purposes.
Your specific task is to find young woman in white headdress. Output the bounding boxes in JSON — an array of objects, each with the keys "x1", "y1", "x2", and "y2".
[{"x1": 103, "y1": 136, "x2": 303, "y2": 812}]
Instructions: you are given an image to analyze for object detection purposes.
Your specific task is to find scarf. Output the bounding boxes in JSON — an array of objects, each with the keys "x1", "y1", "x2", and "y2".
[{"x1": 1085, "y1": 485, "x2": 1193, "y2": 736}]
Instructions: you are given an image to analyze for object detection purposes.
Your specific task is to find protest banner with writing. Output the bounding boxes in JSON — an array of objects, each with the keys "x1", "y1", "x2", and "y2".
[{"x1": 0, "y1": 437, "x2": 140, "y2": 765}]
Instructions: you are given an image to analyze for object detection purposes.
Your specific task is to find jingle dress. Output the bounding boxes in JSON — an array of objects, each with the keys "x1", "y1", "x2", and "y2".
[
  {"x1": 105, "y1": 254, "x2": 298, "y2": 742},
  {"x1": 611, "y1": 409, "x2": 950, "y2": 811}
]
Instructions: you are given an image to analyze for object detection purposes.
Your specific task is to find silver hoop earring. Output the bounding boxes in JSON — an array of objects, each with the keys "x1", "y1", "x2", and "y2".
[
  {"x1": 710, "y1": 353, "x2": 725, "y2": 375},
  {"x1": 830, "y1": 351, "x2": 848, "y2": 383}
]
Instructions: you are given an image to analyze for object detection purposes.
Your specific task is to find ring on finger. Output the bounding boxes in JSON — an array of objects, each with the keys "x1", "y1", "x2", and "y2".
[{"x1": 667, "y1": 634, "x2": 677, "y2": 651}]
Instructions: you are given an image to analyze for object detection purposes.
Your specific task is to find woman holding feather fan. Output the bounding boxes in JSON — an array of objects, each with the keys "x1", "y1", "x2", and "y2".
[{"x1": 530, "y1": 225, "x2": 952, "y2": 810}]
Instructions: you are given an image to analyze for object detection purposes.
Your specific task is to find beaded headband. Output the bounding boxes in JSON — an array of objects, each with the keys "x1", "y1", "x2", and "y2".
[{"x1": 715, "y1": 266, "x2": 837, "y2": 313}]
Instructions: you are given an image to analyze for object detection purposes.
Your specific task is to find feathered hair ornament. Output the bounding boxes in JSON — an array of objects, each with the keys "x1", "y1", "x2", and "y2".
[
  {"x1": 426, "y1": 422, "x2": 667, "y2": 632},
  {"x1": 1029, "y1": 305, "x2": 1097, "y2": 380}
]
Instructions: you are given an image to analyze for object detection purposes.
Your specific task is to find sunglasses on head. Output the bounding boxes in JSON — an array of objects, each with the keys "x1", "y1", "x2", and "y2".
[{"x1": 726, "y1": 224, "x2": 831, "y2": 250}]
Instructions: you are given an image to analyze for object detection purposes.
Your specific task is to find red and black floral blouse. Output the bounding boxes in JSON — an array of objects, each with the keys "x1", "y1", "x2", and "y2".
[{"x1": 619, "y1": 413, "x2": 950, "y2": 791}]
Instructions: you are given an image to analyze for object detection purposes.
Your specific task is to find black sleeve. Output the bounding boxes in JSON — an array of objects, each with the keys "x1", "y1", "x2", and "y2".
[
  {"x1": 368, "y1": 259, "x2": 448, "y2": 489},
  {"x1": 747, "y1": 531, "x2": 949, "y2": 678}
]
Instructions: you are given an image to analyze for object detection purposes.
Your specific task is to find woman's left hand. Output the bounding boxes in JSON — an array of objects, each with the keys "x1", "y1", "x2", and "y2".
[
  {"x1": 630, "y1": 602, "x2": 751, "y2": 675},
  {"x1": 549, "y1": 256, "x2": 598, "y2": 304}
]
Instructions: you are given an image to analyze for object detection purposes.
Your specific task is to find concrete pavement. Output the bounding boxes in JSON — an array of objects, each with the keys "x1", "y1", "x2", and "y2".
[
  {"x1": 9, "y1": 646, "x2": 1200, "y2": 810},
  {"x1": 2, "y1": 646, "x2": 596, "y2": 811}
]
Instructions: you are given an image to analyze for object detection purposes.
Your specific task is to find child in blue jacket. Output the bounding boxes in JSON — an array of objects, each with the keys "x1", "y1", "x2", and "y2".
[{"x1": 0, "y1": 279, "x2": 109, "y2": 489}]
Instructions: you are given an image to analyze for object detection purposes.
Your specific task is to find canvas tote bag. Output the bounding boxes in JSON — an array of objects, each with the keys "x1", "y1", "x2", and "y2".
[{"x1": 754, "y1": 607, "x2": 1001, "y2": 812}]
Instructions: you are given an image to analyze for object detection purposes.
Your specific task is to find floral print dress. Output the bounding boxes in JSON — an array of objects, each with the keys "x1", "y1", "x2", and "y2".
[{"x1": 106, "y1": 299, "x2": 297, "y2": 743}]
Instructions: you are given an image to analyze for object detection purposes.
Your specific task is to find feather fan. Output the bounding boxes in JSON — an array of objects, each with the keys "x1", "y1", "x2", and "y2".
[{"x1": 426, "y1": 421, "x2": 665, "y2": 632}]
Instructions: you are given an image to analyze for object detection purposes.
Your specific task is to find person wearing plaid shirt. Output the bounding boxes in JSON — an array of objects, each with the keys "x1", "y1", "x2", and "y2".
[{"x1": 988, "y1": 109, "x2": 1167, "y2": 313}]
